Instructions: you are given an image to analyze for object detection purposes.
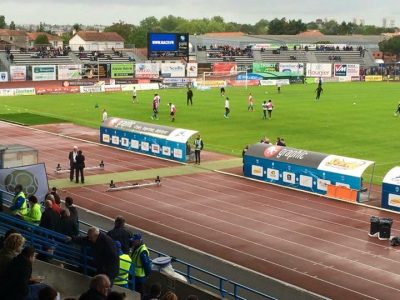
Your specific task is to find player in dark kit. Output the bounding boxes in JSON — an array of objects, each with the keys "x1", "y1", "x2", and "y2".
[
  {"x1": 315, "y1": 85, "x2": 323, "y2": 100},
  {"x1": 187, "y1": 88, "x2": 193, "y2": 105}
]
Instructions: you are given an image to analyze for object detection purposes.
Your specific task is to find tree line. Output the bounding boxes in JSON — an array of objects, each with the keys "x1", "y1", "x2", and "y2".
[{"x1": 1, "y1": 15, "x2": 399, "y2": 55}]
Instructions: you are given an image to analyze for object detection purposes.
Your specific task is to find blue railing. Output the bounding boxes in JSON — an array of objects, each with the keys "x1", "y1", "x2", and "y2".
[{"x1": 1, "y1": 190, "x2": 276, "y2": 299}]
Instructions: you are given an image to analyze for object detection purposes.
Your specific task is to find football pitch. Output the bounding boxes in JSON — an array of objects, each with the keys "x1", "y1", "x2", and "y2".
[{"x1": 0, "y1": 81, "x2": 399, "y2": 181}]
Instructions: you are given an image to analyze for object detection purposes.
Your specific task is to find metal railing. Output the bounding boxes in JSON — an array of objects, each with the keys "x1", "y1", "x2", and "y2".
[{"x1": 1, "y1": 190, "x2": 275, "y2": 299}]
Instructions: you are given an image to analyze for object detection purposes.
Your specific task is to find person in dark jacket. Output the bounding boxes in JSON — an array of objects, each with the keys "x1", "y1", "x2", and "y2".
[
  {"x1": 79, "y1": 274, "x2": 111, "y2": 300},
  {"x1": 65, "y1": 196, "x2": 79, "y2": 227},
  {"x1": 76, "y1": 227, "x2": 119, "y2": 283},
  {"x1": 107, "y1": 216, "x2": 132, "y2": 254},
  {"x1": 68, "y1": 146, "x2": 79, "y2": 182},
  {"x1": 75, "y1": 150, "x2": 85, "y2": 184},
  {"x1": 56, "y1": 209, "x2": 79, "y2": 238},
  {"x1": 186, "y1": 88, "x2": 193, "y2": 105},
  {"x1": 1, "y1": 246, "x2": 47, "y2": 300},
  {"x1": 39, "y1": 200, "x2": 60, "y2": 231}
]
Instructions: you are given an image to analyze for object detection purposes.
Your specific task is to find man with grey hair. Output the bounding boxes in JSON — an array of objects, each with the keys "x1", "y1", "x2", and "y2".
[
  {"x1": 68, "y1": 145, "x2": 79, "y2": 182},
  {"x1": 79, "y1": 274, "x2": 111, "y2": 300},
  {"x1": 85, "y1": 227, "x2": 119, "y2": 283}
]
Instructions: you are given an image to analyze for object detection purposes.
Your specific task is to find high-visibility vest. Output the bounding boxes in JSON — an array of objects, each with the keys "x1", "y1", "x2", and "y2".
[
  {"x1": 13, "y1": 191, "x2": 28, "y2": 216},
  {"x1": 114, "y1": 254, "x2": 132, "y2": 286},
  {"x1": 131, "y1": 244, "x2": 149, "y2": 278},
  {"x1": 23, "y1": 203, "x2": 42, "y2": 225}
]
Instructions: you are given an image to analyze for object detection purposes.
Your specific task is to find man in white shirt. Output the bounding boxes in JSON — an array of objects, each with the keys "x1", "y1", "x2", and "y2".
[
  {"x1": 224, "y1": 97, "x2": 230, "y2": 118},
  {"x1": 102, "y1": 109, "x2": 108, "y2": 122},
  {"x1": 132, "y1": 87, "x2": 137, "y2": 103},
  {"x1": 68, "y1": 146, "x2": 78, "y2": 182}
]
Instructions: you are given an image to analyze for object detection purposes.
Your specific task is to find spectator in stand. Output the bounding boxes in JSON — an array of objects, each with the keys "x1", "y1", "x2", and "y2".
[
  {"x1": 75, "y1": 227, "x2": 119, "y2": 283},
  {"x1": 0, "y1": 233, "x2": 26, "y2": 281},
  {"x1": 56, "y1": 209, "x2": 79, "y2": 238},
  {"x1": 65, "y1": 196, "x2": 79, "y2": 227},
  {"x1": 40, "y1": 200, "x2": 60, "y2": 231},
  {"x1": 113, "y1": 241, "x2": 133, "y2": 288},
  {"x1": 46, "y1": 194, "x2": 61, "y2": 215},
  {"x1": 0, "y1": 228, "x2": 19, "y2": 249},
  {"x1": 46, "y1": 187, "x2": 61, "y2": 204},
  {"x1": 79, "y1": 274, "x2": 111, "y2": 300},
  {"x1": 130, "y1": 233, "x2": 152, "y2": 296},
  {"x1": 10, "y1": 184, "x2": 28, "y2": 217},
  {"x1": 107, "y1": 216, "x2": 133, "y2": 255},
  {"x1": 23, "y1": 195, "x2": 42, "y2": 225},
  {"x1": 1, "y1": 246, "x2": 47, "y2": 300},
  {"x1": 38, "y1": 286, "x2": 59, "y2": 300},
  {"x1": 142, "y1": 282, "x2": 162, "y2": 300},
  {"x1": 160, "y1": 291, "x2": 178, "y2": 300}
]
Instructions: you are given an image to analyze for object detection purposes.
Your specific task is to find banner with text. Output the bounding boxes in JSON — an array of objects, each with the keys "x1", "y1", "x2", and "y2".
[
  {"x1": 186, "y1": 63, "x2": 198, "y2": 77},
  {"x1": 279, "y1": 63, "x2": 305, "y2": 75},
  {"x1": 212, "y1": 62, "x2": 238, "y2": 74},
  {"x1": 58, "y1": 65, "x2": 82, "y2": 80},
  {"x1": 111, "y1": 63, "x2": 135, "y2": 78},
  {"x1": 333, "y1": 64, "x2": 360, "y2": 77},
  {"x1": 306, "y1": 63, "x2": 332, "y2": 78},
  {"x1": 10, "y1": 66, "x2": 26, "y2": 82},
  {"x1": 161, "y1": 63, "x2": 185, "y2": 77},
  {"x1": 135, "y1": 63, "x2": 160, "y2": 79},
  {"x1": 32, "y1": 65, "x2": 56, "y2": 81},
  {"x1": 253, "y1": 62, "x2": 278, "y2": 73}
]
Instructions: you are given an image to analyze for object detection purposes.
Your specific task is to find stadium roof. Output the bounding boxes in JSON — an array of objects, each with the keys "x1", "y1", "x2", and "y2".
[{"x1": 75, "y1": 31, "x2": 124, "y2": 42}]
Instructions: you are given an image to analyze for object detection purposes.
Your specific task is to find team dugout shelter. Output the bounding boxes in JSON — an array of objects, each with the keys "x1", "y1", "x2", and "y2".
[
  {"x1": 100, "y1": 117, "x2": 198, "y2": 163},
  {"x1": 382, "y1": 167, "x2": 400, "y2": 212},
  {"x1": 243, "y1": 143, "x2": 375, "y2": 202}
]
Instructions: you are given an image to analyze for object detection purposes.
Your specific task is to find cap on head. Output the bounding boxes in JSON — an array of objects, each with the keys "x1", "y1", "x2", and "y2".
[{"x1": 131, "y1": 233, "x2": 142, "y2": 242}]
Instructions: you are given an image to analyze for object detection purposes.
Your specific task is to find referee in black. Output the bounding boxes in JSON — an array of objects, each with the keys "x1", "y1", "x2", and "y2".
[{"x1": 187, "y1": 87, "x2": 193, "y2": 105}]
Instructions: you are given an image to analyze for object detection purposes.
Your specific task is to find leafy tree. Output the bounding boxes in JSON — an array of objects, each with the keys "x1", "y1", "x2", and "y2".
[
  {"x1": 9, "y1": 21, "x2": 16, "y2": 30},
  {"x1": 140, "y1": 16, "x2": 161, "y2": 32},
  {"x1": 34, "y1": 34, "x2": 49, "y2": 45},
  {"x1": 36, "y1": 22, "x2": 45, "y2": 32},
  {"x1": 159, "y1": 15, "x2": 181, "y2": 32},
  {"x1": 104, "y1": 21, "x2": 133, "y2": 41},
  {"x1": 320, "y1": 20, "x2": 339, "y2": 35},
  {"x1": 0, "y1": 15, "x2": 6, "y2": 29},
  {"x1": 306, "y1": 22, "x2": 319, "y2": 30},
  {"x1": 254, "y1": 19, "x2": 269, "y2": 35},
  {"x1": 72, "y1": 23, "x2": 82, "y2": 32},
  {"x1": 61, "y1": 31, "x2": 72, "y2": 45},
  {"x1": 379, "y1": 36, "x2": 400, "y2": 56},
  {"x1": 268, "y1": 18, "x2": 287, "y2": 34}
]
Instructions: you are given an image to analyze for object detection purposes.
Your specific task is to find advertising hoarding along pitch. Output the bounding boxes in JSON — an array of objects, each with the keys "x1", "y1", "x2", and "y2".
[
  {"x1": 32, "y1": 65, "x2": 56, "y2": 81},
  {"x1": 10, "y1": 66, "x2": 26, "y2": 82},
  {"x1": 111, "y1": 64, "x2": 135, "y2": 78},
  {"x1": 58, "y1": 65, "x2": 82, "y2": 80},
  {"x1": 306, "y1": 63, "x2": 332, "y2": 78}
]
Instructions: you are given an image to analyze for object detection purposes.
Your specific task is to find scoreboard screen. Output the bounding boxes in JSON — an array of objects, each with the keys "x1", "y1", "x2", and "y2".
[{"x1": 147, "y1": 33, "x2": 189, "y2": 59}]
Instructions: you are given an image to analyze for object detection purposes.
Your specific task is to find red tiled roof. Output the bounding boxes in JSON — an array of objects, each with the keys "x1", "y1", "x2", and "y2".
[
  {"x1": 75, "y1": 31, "x2": 124, "y2": 42},
  {"x1": 0, "y1": 29, "x2": 27, "y2": 37},
  {"x1": 26, "y1": 32, "x2": 62, "y2": 41},
  {"x1": 204, "y1": 32, "x2": 245, "y2": 37}
]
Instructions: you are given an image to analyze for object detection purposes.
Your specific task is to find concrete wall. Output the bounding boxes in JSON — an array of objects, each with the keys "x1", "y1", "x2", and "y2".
[{"x1": 33, "y1": 259, "x2": 140, "y2": 300}]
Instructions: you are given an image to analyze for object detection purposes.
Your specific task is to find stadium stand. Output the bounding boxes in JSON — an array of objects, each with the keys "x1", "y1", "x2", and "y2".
[
  {"x1": 313, "y1": 50, "x2": 367, "y2": 66},
  {"x1": 6, "y1": 49, "x2": 75, "y2": 66},
  {"x1": 75, "y1": 50, "x2": 134, "y2": 64},
  {"x1": 258, "y1": 49, "x2": 309, "y2": 63}
]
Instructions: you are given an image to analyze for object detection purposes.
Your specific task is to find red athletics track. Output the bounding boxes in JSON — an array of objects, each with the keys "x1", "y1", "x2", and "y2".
[
  {"x1": 3, "y1": 121, "x2": 400, "y2": 299},
  {"x1": 0, "y1": 121, "x2": 177, "y2": 180},
  {"x1": 64, "y1": 173, "x2": 400, "y2": 300}
]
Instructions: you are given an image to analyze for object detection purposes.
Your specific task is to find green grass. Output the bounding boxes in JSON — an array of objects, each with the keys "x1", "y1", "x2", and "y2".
[
  {"x1": 0, "y1": 113, "x2": 67, "y2": 125},
  {"x1": 0, "y1": 82, "x2": 399, "y2": 180}
]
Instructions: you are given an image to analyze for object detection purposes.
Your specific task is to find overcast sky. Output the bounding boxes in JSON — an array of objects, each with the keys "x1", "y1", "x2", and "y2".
[{"x1": 1, "y1": 0, "x2": 399, "y2": 26}]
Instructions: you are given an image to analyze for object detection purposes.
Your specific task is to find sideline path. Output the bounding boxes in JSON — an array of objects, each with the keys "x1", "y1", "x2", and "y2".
[{"x1": 49, "y1": 158, "x2": 243, "y2": 188}]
